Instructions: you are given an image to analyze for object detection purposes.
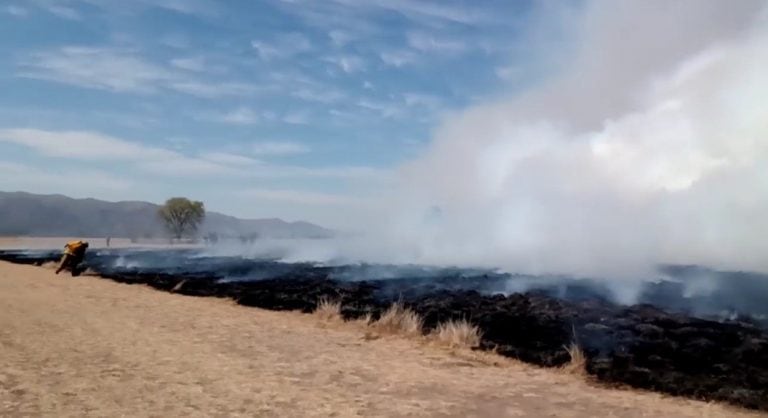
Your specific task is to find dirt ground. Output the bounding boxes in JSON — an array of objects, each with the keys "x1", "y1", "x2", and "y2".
[{"x1": 0, "y1": 262, "x2": 764, "y2": 417}]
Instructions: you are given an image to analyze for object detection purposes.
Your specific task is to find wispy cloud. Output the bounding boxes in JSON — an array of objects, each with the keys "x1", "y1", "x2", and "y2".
[
  {"x1": 379, "y1": 50, "x2": 419, "y2": 67},
  {"x1": 357, "y1": 99, "x2": 401, "y2": 118},
  {"x1": 0, "y1": 128, "x2": 174, "y2": 160},
  {"x1": 0, "y1": 128, "x2": 238, "y2": 177},
  {"x1": 216, "y1": 107, "x2": 261, "y2": 125},
  {"x1": 169, "y1": 56, "x2": 207, "y2": 72},
  {"x1": 5, "y1": 5, "x2": 28, "y2": 17},
  {"x1": 336, "y1": 0, "x2": 495, "y2": 26},
  {"x1": 298, "y1": 0, "x2": 496, "y2": 27},
  {"x1": 292, "y1": 87, "x2": 346, "y2": 103},
  {"x1": 402, "y1": 92, "x2": 441, "y2": 109},
  {"x1": 0, "y1": 161, "x2": 133, "y2": 195},
  {"x1": 251, "y1": 32, "x2": 312, "y2": 61},
  {"x1": 76, "y1": 0, "x2": 219, "y2": 17},
  {"x1": 19, "y1": 47, "x2": 170, "y2": 94},
  {"x1": 18, "y1": 46, "x2": 259, "y2": 98},
  {"x1": 241, "y1": 188, "x2": 358, "y2": 205},
  {"x1": 46, "y1": 5, "x2": 81, "y2": 20},
  {"x1": 324, "y1": 55, "x2": 366, "y2": 73},
  {"x1": 407, "y1": 32, "x2": 467, "y2": 54},
  {"x1": 0, "y1": 128, "x2": 380, "y2": 181},
  {"x1": 328, "y1": 29, "x2": 354, "y2": 47},
  {"x1": 282, "y1": 111, "x2": 311, "y2": 125},
  {"x1": 251, "y1": 141, "x2": 310, "y2": 156},
  {"x1": 169, "y1": 81, "x2": 261, "y2": 98},
  {"x1": 495, "y1": 65, "x2": 522, "y2": 81},
  {"x1": 201, "y1": 152, "x2": 261, "y2": 166}
]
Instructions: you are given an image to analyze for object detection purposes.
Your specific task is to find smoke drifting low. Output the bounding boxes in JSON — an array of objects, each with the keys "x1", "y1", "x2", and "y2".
[{"x1": 339, "y1": 0, "x2": 768, "y2": 278}]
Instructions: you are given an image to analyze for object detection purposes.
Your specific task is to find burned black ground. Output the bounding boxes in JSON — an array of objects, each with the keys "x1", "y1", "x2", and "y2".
[{"x1": 1, "y1": 249, "x2": 766, "y2": 411}]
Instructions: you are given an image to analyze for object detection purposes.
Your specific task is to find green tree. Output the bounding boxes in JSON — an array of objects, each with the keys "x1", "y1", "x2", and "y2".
[{"x1": 158, "y1": 197, "x2": 205, "y2": 241}]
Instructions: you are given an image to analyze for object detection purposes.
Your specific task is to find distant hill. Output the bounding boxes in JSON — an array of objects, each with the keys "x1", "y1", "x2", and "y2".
[{"x1": 0, "y1": 191, "x2": 333, "y2": 239}]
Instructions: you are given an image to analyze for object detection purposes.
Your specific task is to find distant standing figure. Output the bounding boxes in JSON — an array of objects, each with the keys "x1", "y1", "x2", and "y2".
[
  {"x1": 106, "y1": 236, "x2": 111, "y2": 247},
  {"x1": 55, "y1": 240, "x2": 89, "y2": 276}
]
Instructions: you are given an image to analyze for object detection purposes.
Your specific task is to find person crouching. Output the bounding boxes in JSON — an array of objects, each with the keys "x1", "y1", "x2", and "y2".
[{"x1": 55, "y1": 240, "x2": 89, "y2": 276}]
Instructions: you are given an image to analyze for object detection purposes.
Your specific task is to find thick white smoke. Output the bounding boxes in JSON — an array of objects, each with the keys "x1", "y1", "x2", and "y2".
[{"x1": 341, "y1": 0, "x2": 768, "y2": 279}]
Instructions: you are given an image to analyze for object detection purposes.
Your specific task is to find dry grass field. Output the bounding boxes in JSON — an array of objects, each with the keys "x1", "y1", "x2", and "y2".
[{"x1": 0, "y1": 238, "x2": 764, "y2": 417}]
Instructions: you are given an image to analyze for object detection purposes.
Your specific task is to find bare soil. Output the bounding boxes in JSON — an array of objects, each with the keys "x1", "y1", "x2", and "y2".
[{"x1": 1, "y1": 261, "x2": 763, "y2": 417}]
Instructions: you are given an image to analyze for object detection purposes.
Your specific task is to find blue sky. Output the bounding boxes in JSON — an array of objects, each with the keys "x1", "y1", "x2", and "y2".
[{"x1": 0, "y1": 0, "x2": 566, "y2": 225}]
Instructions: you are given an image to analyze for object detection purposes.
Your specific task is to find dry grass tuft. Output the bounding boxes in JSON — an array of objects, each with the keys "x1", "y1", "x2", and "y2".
[
  {"x1": 369, "y1": 302, "x2": 423, "y2": 337},
  {"x1": 560, "y1": 342, "x2": 587, "y2": 375},
  {"x1": 314, "y1": 297, "x2": 342, "y2": 321},
  {"x1": 430, "y1": 319, "x2": 483, "y2": 349}
]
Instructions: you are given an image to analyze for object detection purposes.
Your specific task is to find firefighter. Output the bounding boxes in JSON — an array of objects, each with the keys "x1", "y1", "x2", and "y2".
[{"x1": 55, "y1": 240, "x2": 89, "y2": 276}]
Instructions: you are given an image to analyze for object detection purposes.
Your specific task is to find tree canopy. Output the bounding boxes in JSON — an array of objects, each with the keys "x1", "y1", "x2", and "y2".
[{"x1": 158, "y1": 197, "x2": 205, "y2": 240}]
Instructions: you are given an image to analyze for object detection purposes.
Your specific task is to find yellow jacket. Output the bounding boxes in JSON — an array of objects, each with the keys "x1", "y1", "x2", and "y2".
[{"x1": 64, "y1": 240, "x2": 88, "y2": 256}]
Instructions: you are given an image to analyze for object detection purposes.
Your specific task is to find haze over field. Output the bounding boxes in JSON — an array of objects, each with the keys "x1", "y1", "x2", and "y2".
[
  {"x1": 361, "y1": 1, "x2": 768, "y2": 277},
  {"x1": 1, "y1": 1, "x2": 766, "y2": 277}
]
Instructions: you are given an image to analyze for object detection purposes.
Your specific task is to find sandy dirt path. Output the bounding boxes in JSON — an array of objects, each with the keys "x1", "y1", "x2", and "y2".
[{"x1": 0, "y1": 261, "x2": 762, "y2": 417}]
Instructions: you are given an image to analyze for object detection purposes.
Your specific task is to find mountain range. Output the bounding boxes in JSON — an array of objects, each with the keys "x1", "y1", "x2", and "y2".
[{"x1": 0, "y1": 191, "x2": 332, "y2": 239}]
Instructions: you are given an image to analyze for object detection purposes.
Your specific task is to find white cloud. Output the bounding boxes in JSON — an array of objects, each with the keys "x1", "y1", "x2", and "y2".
[
  {"x1": 77, "y1": 0, "x2": 218, "y2": 17},
  {"x1": 47, "y1": 5, "x2": 81, "y2": 20},
  {"x1": 19, "y1": 47, "x2": 171, "y2": 94},
  {"x1": 328, "y1": 30, "x2": 354, "y2": 47},
  {"x1": 0, "y1": 128, "x2": 385, "y2": 187},
  {"x1": 5, "y1": 5, "x2": 28, "y2": 17},
  {"x1": 168, "y1": 81, "x2": 260, "y2": 98},
  {"x1": 0, "y1": 161, "x2": 133, "y2": 196},
  {"x1": 18, "y1": 46, "x2": 259, "y2": 98},
  {"x1": 0, "y1": 128, "x2": 174, "y2": 161},
  {"x1": 324, "y1": 55, "x2": 366, "y2": 73},
  {"x1": 137, "y1": 157, "x2": 240, "y2": 177},
  {"x1": 251, "y1": 32, "x2": 312, "y2": 60},
  {"x1": 402, "y1": 92, "x2": 441, "y2": 109},
  {"x1": 0, "y1": 128, "x2": 235, "y2": 178},
  {"x1": 278, "y1": 165, "x2": 387, "y2": 180},
  {"x1": 241, "y1": 188, "x2": 358, "y2": 205},
  {"x1": 330, "y1": 0, "x2": 494, "y2": 26},
  {"x1": 161, "y1": 33, "x2": 190, "y2": 49},
  {"x1": 201, "y1": 152, "x2": 261, "y2": 166},
  {"x1": 494, "y1": 66, "x2": 521, "y2": 81},
  {"x1": 145, "y1": 0, "x2": 217, "y2": 16},
  {"x1": 251, "y1": 141, "x2": 310, "y2": 156},
  {"x1": 217, "y1": 107, "x2": 260, "y2": 125},
  {"x1": 170, "y1": 56, "x2": 207, "y2": 72},
  {"x1": 282, "y1": 112, "x2": 310, "y2": 125},
  {"x1": 357, "y1": 99, "x2": 400, "y2": 118},
  {"x1": 292, "y1": 87, "x2": 345, "y2": 103},
  {"x1": 379, "y1": 50, "x2": 419, "y2": 67},
  {"x1": 407, "y1": 32, "x2": 467, "y2": 54}
]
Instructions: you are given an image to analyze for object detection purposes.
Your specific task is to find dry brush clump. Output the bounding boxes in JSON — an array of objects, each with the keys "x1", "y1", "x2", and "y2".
[
  {"x1": 369, "y1": 302, "x2": 423, "y2": 337},
  {"x1": 430, "y1": 319, "x2": 483, "y2": 349},
  {"x1": 313, "y1": 297, "x2": 342, "y2": 322},
  {"x1": 560, "y1": 342, "x2": 587, "y2": 375}
]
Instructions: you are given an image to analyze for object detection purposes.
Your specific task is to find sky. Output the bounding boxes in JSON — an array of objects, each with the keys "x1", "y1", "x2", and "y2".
[
  {"x1": 0, "y1": 0, "x2": 556, "y2": 225},
  {"x1": 3, "y1": 0, "x2": 767, "y2": 279}
]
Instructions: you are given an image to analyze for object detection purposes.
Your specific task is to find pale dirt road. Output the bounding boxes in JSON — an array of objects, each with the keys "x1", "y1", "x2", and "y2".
[{"x1": 0, "y1": 261, "x2": 763, "y2": 417}]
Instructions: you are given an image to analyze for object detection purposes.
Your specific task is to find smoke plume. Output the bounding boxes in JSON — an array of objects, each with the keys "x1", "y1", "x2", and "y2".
[{"x1": 345, "y1": 0, "x2": 768, "y2": 278}]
